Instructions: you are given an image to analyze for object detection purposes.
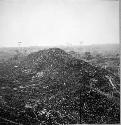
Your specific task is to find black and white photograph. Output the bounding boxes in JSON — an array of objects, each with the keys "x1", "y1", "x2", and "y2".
[{"x1": 0, "y1": 0, "x2": 120, "y2": 124}]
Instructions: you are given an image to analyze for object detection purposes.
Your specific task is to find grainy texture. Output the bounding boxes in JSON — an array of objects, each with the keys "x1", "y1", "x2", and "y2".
[{"x1": 0, "y1": 48, "x2": 120, "y2": 124}]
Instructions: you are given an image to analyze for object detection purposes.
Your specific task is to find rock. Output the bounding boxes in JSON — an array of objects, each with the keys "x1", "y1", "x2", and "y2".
[{"x1": 0, "y1": 48, "x2": 120, "y2": 124}]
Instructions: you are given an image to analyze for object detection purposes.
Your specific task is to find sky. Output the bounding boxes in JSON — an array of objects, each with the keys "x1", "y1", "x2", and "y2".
[{"x1": 0, "y1": 0, "x2": 119, "y2": 47}]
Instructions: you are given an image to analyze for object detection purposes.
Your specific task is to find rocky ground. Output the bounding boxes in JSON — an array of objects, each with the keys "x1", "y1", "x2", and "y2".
[{"x1": 0, "y1": 48, "x2": 120, "y2": 124}]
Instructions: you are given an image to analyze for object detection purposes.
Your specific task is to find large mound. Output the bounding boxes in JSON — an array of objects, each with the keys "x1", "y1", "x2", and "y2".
[{"x1": 0, "y1": 48, "x2": 120, "y2": 124}]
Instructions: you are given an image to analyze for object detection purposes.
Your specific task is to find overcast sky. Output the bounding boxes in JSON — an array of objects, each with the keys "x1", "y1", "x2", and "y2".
[{"x1": 0, "y1": 0, "x2": 119, "y2": 47}]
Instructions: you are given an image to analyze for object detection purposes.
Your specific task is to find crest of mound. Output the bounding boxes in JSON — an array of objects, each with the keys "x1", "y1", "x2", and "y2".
[{"x1": 20, "y1": 48, "x2": 74, "y2": 70}]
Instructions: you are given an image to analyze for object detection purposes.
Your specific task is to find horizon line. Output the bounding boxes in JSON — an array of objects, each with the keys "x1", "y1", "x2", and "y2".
[{"x1": 0, "y1": 43, "x2": 119, "y2": 48}]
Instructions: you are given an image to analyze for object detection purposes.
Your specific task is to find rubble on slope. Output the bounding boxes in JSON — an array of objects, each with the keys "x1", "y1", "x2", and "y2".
[{"x1": 0, "y1": 48, "x2": 120, "y2": 124}]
